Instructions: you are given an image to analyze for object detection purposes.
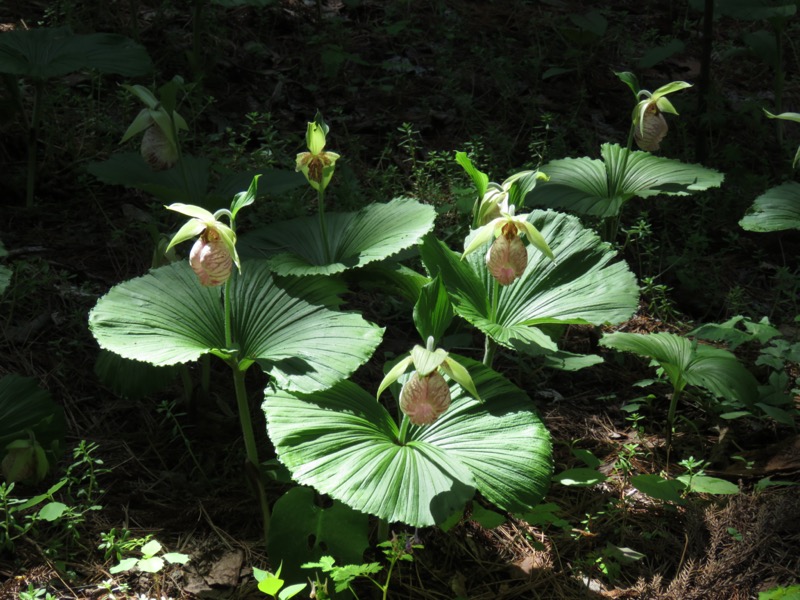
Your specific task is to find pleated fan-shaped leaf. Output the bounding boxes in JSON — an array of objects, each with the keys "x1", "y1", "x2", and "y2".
[
  {"x1": 739, "y1": 181, "x2": 800, "y2": 232},
  {"x1": 530, "y1": 143, "x2": 724, "y2": 218},
  {"x1": 0, "y1": 26, "x2": 152, "y2": 79},
  {"x1": 89, "y1": 260, "x2": 382, "y2": 393},
  {"x1": 239, "y1": 197, "x2": 436, "y2": 276},
  {"x1": 265, "y1": 356, "x2": 552, "y2": 527},
  {"x1": 419, "y1": 210, "x2": 639, "y2": 355}
]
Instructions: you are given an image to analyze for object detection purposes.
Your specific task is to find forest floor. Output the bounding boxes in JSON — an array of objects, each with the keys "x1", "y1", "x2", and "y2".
[{"x1": 1, "y1": 0, "x2": 799, "y2": 598}]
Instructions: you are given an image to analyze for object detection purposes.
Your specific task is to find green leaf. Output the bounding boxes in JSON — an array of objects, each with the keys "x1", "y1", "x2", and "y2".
[
  {"x1": 258, "y1": 573, "x2": 284, "y2": 596},
  {"x1": 638, "y1": 39, "x2": 686, "y2": 69},
  {"x1": 163, "y1": 552, "x2": 190, "y2": 565},
  {"x1": 110, "y1": 558, "x2": 138, "y2": 574},
  {"x1": 553, "y1": 468, "x2": 607, "y2": 487},
  {"x1": 88, "y1": 153, "x2": 212, "y2": 205},
  {"x1": 759, "y1": 584, "x2": 800, "y2": 600},
  {"x1": 94, "y1": 350, "x2": 180, "y2": 399},
  {"x1": 455, "y1": 152, "x2": 489, "y2": 200},
  {"x1": 0, "y1": 374, "x2": 65, "y2": 450},
  {"x1": 532, "y1": 143, "x2": 724, "y2": 218},
  {"x1": 470, "y1": 504, "x2": 506, "y2": 529},
  {"x1": 0, "y1": 263, "x2": 8, "y2": 296},
  {"x1": 239, "y1": 197, "x2": 436, "y2": 276},
  {"x1": 414, "y1": 274, "x2": 454, "y2": 344},
  {"x1": 89, "y1": 261, "x2": 382, "y2": 393},
  {"x1": 678, "y1": 474, "x2": 739, "y2": 495},
  {"x1": 267, "y1": 487, "x2": 370, "y2": 584},
  {"x1": 230, "y1": 175, "x2": 259, "y2": 220},
  {"x1": 630, "y1": 474, "x2": 686, "y2": 503},
  {"x1": 740, "y1": 182, "x2": 800, "y2": 232},
  {"x1": 279, "y1": 583, "x2": 307, "y2": 600},
  {"x1": 600, "y1": 332, "x2": 759, "y2": 406},
  {"x1": 420, "y1": 210, "x2": 639, "y2": 355},
  {"x1": 265, "y1": 356, "x2": 552, "y2": 527},
  {"x1": 0, "y1": 26, "x2": 152, "y2": 79},
  {"x1": 37, "y1": 501, "x2": 68, "y2": 521},
  {"x1": 349, "y1": 262, "x2": 429, "y2": 305},
  {"x1": 141, "y1": 540, "x2": 163, "y2": 557},
  {"x1": 138, "y1": 556, "x2": 165, "y2": 573},
  {"x1": 615, "y1": 71, "x2": 639, "y2": 96}
]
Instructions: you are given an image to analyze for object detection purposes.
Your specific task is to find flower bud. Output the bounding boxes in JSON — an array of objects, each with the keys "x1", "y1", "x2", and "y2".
[
  {"x1": 399, "y1": 371, "x2": 451, "y2": 426},
  {"x1": 486, "y1": 224, "x2": 527, "y2": 286},
  {"x1": 634, "y1": 104, "x2": 669, "y2": 152},
  {"x1": 141, "y1": 123, "x2": 178, "y2": 170},
  {"x1": 190, "y1": 227, "x2": 233, "y2": 286}
]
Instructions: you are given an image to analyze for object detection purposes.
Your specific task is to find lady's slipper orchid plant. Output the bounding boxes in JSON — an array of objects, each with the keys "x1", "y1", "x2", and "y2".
[
  {"x1": 462, "y1": 205, "x2": 555, "y2": 286},
  {"x1": 617, "y1": 73, "x2": 692, "y2": 152},
  {"x1": 121, "y1": 80, "x2": 189, "y2": 170},
  {"x1": 377, "y1": 337, "x2": 480, "y2": 426},
  {"x1": 164, "y1": 204, "x2": 240, "y2": 287}
]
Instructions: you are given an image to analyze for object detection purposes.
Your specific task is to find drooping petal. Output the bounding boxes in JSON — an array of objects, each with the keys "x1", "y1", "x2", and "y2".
[
  {"x1": 399, "y1": 371, "x2": 451, "y2": 426},
  {"x1": 486, "y1": 234, "x2": 527, "y2": 286}
]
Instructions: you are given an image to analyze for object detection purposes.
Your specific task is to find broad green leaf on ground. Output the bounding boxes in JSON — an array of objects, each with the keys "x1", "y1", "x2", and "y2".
[
  {"x1": 0, "y1": 374, "x2": 65, "y2": 450},
  {"x1": 553, "y1": 468, "x2": 607, "y2": 487},
  {"x1": 0, "y1": 27, "x2": 152, "y2": 79},
  {"x1": 265, "y1": 356, "x2": 552, "y2": 527},
  {"x1": 89, "y1": 260, "x2": 382, "y2": 393},
  {"x1": 677, "y1": 474, "x2": 739, "y2": 495},
  {"x1": 268, "y1": 486, "x2": 369, "y2": 584},
  {"x1": 419, "y1": 210, "x2": 638, "y2": 356},
  {"x1": 600, "y1": 332, "x2": 759, "y2": 406},
  {"x1": 530, "y1": 143, "x2": 724, "y2": 218},
  {"x1": 630, "y1": 474, "x2": 685, "y2": 503},
  {"x1": 739, "y1": 182, "x2": 800, "y2": 232},
  {"x1": 239, "y1": 197, "x2": 436, "y2": 276},
  {"x1": 87, "y1": 152, "x2": 301, "y2": 209}
]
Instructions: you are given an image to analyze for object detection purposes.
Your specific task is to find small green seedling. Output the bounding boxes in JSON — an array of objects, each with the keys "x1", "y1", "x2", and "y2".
[
  {"x1": 253, "y1": 563, "x2": 306, "y2": 600},
  {"x1": 109, "y1": 539, "x2": 189, "y2": 574}
]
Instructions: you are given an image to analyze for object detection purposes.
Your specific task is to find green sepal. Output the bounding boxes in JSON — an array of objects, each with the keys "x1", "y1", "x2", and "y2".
[
  {"x1": 165, "y1": 219, "x2": 205, "y2": 253},
  {"x1": 166, "y1": 203, "x2": 215, "y2": 221},
  {"x1": 410, "y1": 345, "x2": 449, "y2": 376},
  {"x1": 462, "y1": 219, "x2": 500, "y2": 258},
  {"x1": 122, "y1": 83, "x2": 159, "y2": 109},
  {"x1": 376, "y1": 355, "x2": 413, "y2": 399},
  {"x1": 516, "y1": 218, "x2": 555, "y2": 260},
  {"x1": 651, "y1": 80, "x2": 692, "y2": 97},
  {"x1": 440, "y1": 357, "x2": 481, "y2": 401},
  {"x1": 120, "y1": 108, "x2": 154, "y2": 143},
  {"x1": 655, "y1": 96, "x2": 679, "y2": 116}
]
